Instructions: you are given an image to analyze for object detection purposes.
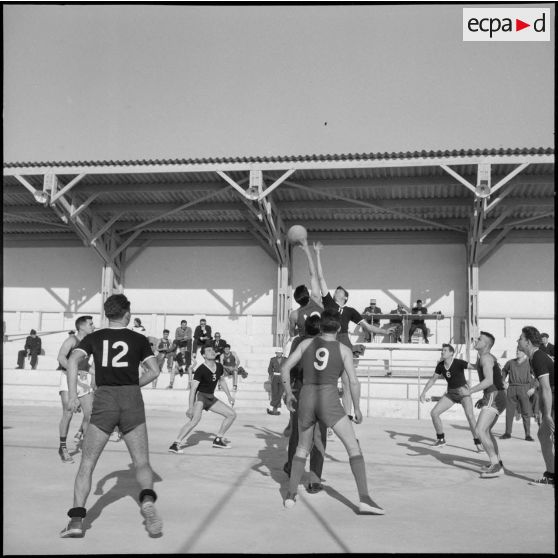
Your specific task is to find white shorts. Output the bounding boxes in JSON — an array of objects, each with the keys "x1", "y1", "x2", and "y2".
[{"x1": 59, "y1": 372, "x2": 93, "y2": 398}]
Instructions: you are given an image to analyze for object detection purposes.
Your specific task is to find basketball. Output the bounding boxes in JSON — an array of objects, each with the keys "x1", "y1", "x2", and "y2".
[{"x1": 286, "y1": 224, "x2": 308, "y2": 244}]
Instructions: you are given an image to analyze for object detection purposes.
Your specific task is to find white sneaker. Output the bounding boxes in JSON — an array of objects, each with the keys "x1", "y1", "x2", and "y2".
[{"x1": 140, "y1": 501, "x2": 163, "y2": 536}]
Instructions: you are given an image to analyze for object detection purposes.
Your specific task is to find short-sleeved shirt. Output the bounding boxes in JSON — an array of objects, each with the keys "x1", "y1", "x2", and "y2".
[
  {"x1": 295, "y1": 299, "x2": 323, "y2": 335},
  {"x1": 193, "y1": 362, "x2": 224, "y2": 394},
  {"x1": 322, "y1": 293, "x2": 363, "y2": 334},
  {"x1": 175, "y1": 326, "x2": 192, "y2": 341},
  {"x1": 502, "y1": 358, "x2": 532, "y2": 385},
  {"x1": 477, "y1": 354, "x2": 504, "y2": 394},
  {"x1": 434, "y1": 358, "x2": 468, "y2": 390},
  {"x1": 75, "y1": 327, "x2": 154, "y2": 387},
  {"x1": 530, "y1": 349, "x2": 554, "y2": 387},
  {"x1": 301, "y1": 337, "x2": 345, "y2": 386}
]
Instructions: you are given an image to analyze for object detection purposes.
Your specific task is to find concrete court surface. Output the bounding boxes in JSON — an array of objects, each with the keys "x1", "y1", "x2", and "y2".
[{"x1": 3, "y1": 403, "x2": 554, "y2": 555}]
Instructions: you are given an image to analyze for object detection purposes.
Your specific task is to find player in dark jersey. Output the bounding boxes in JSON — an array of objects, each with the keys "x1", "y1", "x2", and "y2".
[
  {"x1": 517, "y1": 326, "x2": 555, "y2": 487},
  {"x1": 420, "y1": 343, "x2": 483, "y2": 451},
  {"x1": 56, "y1": 315, "x2": 95, "y2": 463},
  {"x1": 59, "y1": 294, "x2": 162, "y2": 538},
  {"x1": 280, "y1": 309, "x2": 384, "y2": 515},
  {"x1": 468, "y1": 331, "x2": 506, "y2": 478},
  {"x1": 168, "y1": 345, "x2": 236, "y2": 452}
]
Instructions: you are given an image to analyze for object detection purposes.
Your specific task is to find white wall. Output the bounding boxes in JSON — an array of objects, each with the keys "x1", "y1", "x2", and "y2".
[{"x1": 3, "y1": 242, "x2": 554, "y2": 352}]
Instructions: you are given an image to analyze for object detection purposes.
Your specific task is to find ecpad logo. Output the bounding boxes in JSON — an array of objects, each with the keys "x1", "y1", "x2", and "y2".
[{"x1": 463, "y1": 8, "x2": 550, "y2": 41}]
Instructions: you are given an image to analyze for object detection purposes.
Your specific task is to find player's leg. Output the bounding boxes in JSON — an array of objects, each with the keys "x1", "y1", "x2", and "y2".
[
  {"x1": 59, "y1": 390, "x2": 75, "y2": 462},
  {"x1": 167, "y1": 361, "x2": 176, "y2": 388},
  {"x1": 209, "y1": 399, "x2": 237, "y2": 446},
  {"x1": 516, "y1": 387, "x2": 533, "y2": 439},
  {"x1": 285, "y1": 424, "x2": 314, "y2": 507},
  {"x1": 460, "y1": 395, "x2": 483, "y2": 451},
  {"x1": 430, "y1": 396, "x2": 454, "y2": 445},
  {"x1": 170, "y1": 400, "x2": 204, "y2": 450},
  {"x1": 121, "y1": 422, "x2": 162, "y2": 536},
  {"x1": 77, "y1": 392, "x2": 94, "y2": 438},
  {"x1": 502, "y1": 388, "x2": 516, "y2": 437},
  {"x1": 308, "y1": 420, "x2": 327, "y2": 488},
  {"x1": 476, "y1": 406, "x2": 503, "y2": 477},
  {"x1": 332, "y1": 415, "x2": 384, "y2": 514}
]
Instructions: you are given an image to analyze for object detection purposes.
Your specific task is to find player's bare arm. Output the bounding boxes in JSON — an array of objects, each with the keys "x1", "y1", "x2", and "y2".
[
  {"x1": 537, "y1": 374, "x2": 554, "y2": 425},
  {"x1": 186, "y1": 379, "x2": 201, "y2": 417},
  {"x1": 469, "y1": 354, "x2": 494, "y2": 394},
  {"x1": 299, "y1": 239, "x2": 322, "y2": 304},
  {"x1": 313, "y1": 241, "x2": 329, "y2": 297},
  {"x1": 138, "y1": 355, "x2": 160, "y2": 387},
  {"x1": 420, "y1": 372, "x2": 441, "y2": 402},
  {"x1": 66, "y1": 349, "x2": 86, "y2": 413},
  {"x1": 280, "y1": 338, "x2": 312, "y2": 411},
  {"x1": 57, "y1": 337, "x2": 76, "y2": 371},
  {"x1": 219, "y1": 376, "x2": 234, "y2": 405}
]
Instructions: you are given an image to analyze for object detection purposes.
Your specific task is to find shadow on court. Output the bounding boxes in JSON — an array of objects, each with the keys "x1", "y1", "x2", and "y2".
[{"x1": 84, "y1": 463, "x2": 162, "y2": 532}]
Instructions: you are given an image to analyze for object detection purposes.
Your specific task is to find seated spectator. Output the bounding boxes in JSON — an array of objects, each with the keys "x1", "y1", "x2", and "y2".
[
  {"x1": 408, "y1": 299, "x2": 429, "y2": 343},
  {"x1": 361, "y1": 298, "x2": 382, "y2": 342},
  {"x1": 221, "y1": 344, "x2": 246, "y2": 392},
  {"x1": 210, "y1": 332, "x2": 227, "y2": 362},
  {"x1": 193, "y1": 318, "x2": 212, "y2": 355},
  {"x1": 539, "y1": 333, "x2": 554, "y2": 357},
  {"x1": 174, "y1": 320, "x2": 193, "y2": 353},
  {"x1": 174, "y1": 345, "x2": 194, "y2": 388},
  {"x1": 387, "y1": 303, "x2": 406, "y2": 343},
  {"x1": 16, "y1": 329, "x2": 42, "y2": 370},
  {"x1": 132, "y1": 317, "x2": 147, "y2": 335}
]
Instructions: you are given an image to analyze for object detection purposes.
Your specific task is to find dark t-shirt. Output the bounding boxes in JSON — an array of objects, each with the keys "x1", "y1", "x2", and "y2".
[
  {"x1": 194, "y1": 362, "x2": 224, "y2": 394},
  {"x1": 322, "y1": 293, "x2": 363, "y2": 334},
  {"x1": 531, "y1": 349, "x2": 554, "y2": 387},
  {"x1": 434, "y1": 358, "x2": 468, "y2": 390},
  {"x1": 76, "y1": 327, "x2": 154, "y2": 386}
]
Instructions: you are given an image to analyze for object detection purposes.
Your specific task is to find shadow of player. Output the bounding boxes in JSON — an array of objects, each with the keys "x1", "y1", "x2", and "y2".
[{"x1": 84, "y1": 463, "x2": 162, "y2": 532}]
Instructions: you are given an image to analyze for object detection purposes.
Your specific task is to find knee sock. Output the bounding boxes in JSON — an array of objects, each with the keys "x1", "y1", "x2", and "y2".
[
  {"x1": 437, "y1": 433, "x2": 445, "y2": 440},
  {"x1": 60, "y1": 436, "x2": 67, "y2": 449},
  {"x1": 349, "y1": 454, "x2": 369, "y2": 500},
  {"x1": 288, "y1": 456, "x2": 306, "y2": 495}
]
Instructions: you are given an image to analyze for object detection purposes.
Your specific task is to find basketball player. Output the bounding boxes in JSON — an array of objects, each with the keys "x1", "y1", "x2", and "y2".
[
  {"x1": 517, "y1": 326, "x2": 555, "y2": 486},
  {"x1": 467, "y1": 331, "x2": 506, "y2": 478},
  {"x1": 280, "y1": 309, "x2": 384, "y2": 514},
  {"x1": 59, "y1": 294, "x2": 162, "y2": 538},
  {"x1": 56, "y1": 315, "x2": 96, "y2": 463},
  {"x1": 420, "y1": 343, "x2": 483, "y2": 452},
  {"x1": 168, "y1": 345, "x2": 236, "y2": 453}
]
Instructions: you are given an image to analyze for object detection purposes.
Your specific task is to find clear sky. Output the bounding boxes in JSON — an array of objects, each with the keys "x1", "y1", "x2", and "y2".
[{"x1": 3, "y1": 3, "x2": 554, "y2": 162}]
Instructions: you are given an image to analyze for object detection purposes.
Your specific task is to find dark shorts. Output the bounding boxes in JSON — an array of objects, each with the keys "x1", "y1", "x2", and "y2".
[
  {"x1": 195, "y1": 391, "x2": 219, "y2": 411},
  {"x1": 444, "y1": 385, "x2": 471, "y2": 404},
  {"x1": 90, "y1": 385, "x2": 146, "y2": 435},
  {"x1": 298, "y1": 384, "x2": 347, "y2": 430},
  {"x1": 480, "y1": 390, "x2": 507, "y2": 415}
]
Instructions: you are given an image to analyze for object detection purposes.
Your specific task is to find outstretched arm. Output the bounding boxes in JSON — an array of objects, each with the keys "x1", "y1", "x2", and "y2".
[
  {"x1": 299, "y1": 239, "x2": 321, "y2": 303},
  {"x1": 313, "y1": 241, "x2": 329, "y2": 297}
]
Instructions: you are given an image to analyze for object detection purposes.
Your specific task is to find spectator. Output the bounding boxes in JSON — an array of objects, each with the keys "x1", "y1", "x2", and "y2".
[
  {"x1": 175, "y1": 346, "x2": 193, "y2": 388},
  {"x1": 157, "y1": 329, "x2": 175, "y2": 377},
  {"x1": 267, "y1": 348, "x2": 286, "y2": 415},
  {"x1": 210, "y1": 332, "x2": 227, "y2": 362},
  {"x1": 387, "y1": 303, "x2": 407, "y2": 343},
  {"x1": 221, "y1": 344, "x2": 247, "y2": 392},
  {"x1": 16, "y1": 329, "x2": 42, "y2": 369},
  {"x1": 193, "y1": 319, "x2": 212, "y2": 355},
  {"x1": 361, "y1": 298, "x2": 382, "y2": 342},
  {"x1": 500, "y1": 348, "x2": 535, "y2": 441},
  {"x1": 174, "y1": 320, "x2": 193, "y2": 353},
  {"x1": 539, "y1": 333, "x2": 555, "y2": 357},
  {"x1": 408, "y1": 299, "x2": 429, "y2": 343},
  {"x1": 132, "y1": 318, "x2": 147, "y2": 335}
]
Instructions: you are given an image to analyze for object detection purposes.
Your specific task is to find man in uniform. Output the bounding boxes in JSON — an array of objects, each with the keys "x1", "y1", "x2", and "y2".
[
  {"x1": 56, "y1": 315, "x2": 96, "y2": 463},
  {"x1": 59, "y1": 294, "x2": 162, "y2": 538},
  {"x1": 168, "y1": 345, "x2": 236, "y2": 452},
  {"x1": 468, "y1": 331, "x2": 507, "y2": 478},
  {"x1": 267, "y1": 349, "x2": 286, "y2": 415},
  {"x1": 517, "y1": 326, "x2": 555, "y2": 486},
  {"x1": 420, "y1": 343, "x2": 483, "y2": 451},
  {"x1": 280, "y1": 309, "x2": 384, "y2": 514}
]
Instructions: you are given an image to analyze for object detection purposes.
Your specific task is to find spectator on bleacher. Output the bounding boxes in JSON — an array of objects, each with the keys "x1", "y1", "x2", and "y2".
[
  {"x1": 210, "y1": 332, "x2": 227, "y2": 362},
  {"x1": 408, "y1": 299, "x2": 429, "y2": 343},
  {"x1": 193, "y1": 319, "x2": 212, "y2": 355},
  {"x1": 500, "y1": 348, "x2": 535, "y2": 441},
  {"x1": 16, "y1": 329, "x2": 42, "y2": 369},
  {"x1": 174, "y1": 320, "x2": 193, "y2": 353},
  {"x1": 267, "y1": 349, "x2": 286, "y2": 415},
  {"x1": 539, "y1": 333, "x2": 554, "y2": 357},
  {"x1": 221, "y1": 344, "x2": 247, "y2": 392},
  {"x1": 387, "y1": 303, "x2": 406, "y2": 343},
  {"x1": 173, "y1": 346, "x2": 193, "y2": 387},
  {"x1": 157, "y1": 329, "x2": 175, "y2": 375},
  {"x1": 132, "y1": 318, "x2": 147, "y2": 336},
  {"x1": 362, "y1": 298, "x2": 382, "y2": 342}
]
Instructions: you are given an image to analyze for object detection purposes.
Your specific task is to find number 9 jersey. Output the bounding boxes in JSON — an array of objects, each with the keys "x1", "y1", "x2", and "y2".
[
  {"x1": 301, "y1": 337, "x2": 345, "y2": 385},
  {"x1": 75, "y1": 327, "x2": 155, "y2": 386}
]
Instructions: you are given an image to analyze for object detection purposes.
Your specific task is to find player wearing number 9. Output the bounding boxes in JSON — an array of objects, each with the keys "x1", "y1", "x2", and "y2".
[
  {"x1": 280, "y1": 309, "x2": 385, "y2": 515},
  {"x1": 61, "y1": 293, "x2": 162, "y2": 539}
]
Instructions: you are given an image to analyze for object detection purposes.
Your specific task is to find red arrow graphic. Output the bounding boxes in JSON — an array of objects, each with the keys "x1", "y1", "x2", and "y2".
[{"x1": 516, "y1": 19, "x2": 530, "y2": 31}]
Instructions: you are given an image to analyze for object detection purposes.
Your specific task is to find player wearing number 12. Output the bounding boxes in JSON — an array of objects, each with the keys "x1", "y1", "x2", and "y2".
[
  {"x1": 60, "y1": 294, "x2": 163, "y2": 538},
  {"x1": 280, "y1": 309, "x2": 384, "y2": 514}
]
